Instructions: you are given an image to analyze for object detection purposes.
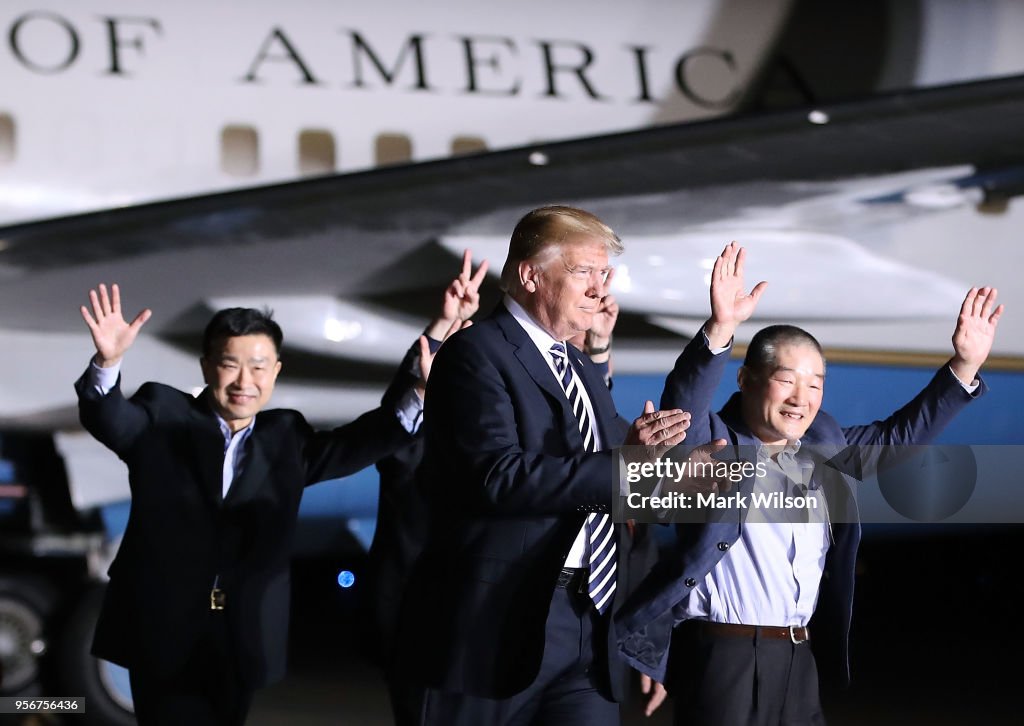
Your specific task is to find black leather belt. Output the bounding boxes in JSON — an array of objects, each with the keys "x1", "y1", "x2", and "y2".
[
  {"x1": 556, "y1": 567, "x2": 588, "y2": 593},
  {"x1": 698, "y1": 621, "x2": 809, "y2": 644}
]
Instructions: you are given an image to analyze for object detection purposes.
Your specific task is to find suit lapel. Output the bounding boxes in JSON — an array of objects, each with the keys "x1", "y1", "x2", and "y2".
[
  {"x1": 494, "y1": 306, "x2": 577, "y2": 429},
  {"x1": 188, "y1": 392, "x2": 226, "y2": 509},
  {"x1": 224, "y1": 429, "x2": 273, "y2": 506}
]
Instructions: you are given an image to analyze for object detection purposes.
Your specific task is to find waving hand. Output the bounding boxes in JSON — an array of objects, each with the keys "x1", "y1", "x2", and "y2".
[{"x1": 80, "y1": 284, "x2": 151, "y2": 367}]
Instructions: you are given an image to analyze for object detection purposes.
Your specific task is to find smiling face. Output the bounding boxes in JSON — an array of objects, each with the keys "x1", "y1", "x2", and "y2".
[
  {"x1": 519, "y1": 236, "x2": 610, "y2": 341},
  {"x1": 200, "y1": 334, "x2": 282, "y2": 432},
  {"x1": 738, "y1": 343, "x2": 825, "y2": 445}
]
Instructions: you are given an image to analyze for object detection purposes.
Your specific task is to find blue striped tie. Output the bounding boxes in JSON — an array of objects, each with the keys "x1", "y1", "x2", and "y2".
[{"x1": 550, "y1": 343, "x2": 617, "y2": 614}]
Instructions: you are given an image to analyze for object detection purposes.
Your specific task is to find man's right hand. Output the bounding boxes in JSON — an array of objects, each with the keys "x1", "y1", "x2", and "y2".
[
  {"x1": 426, "y1": 248, "x2": 489, "y2": 339},
  {"x1": 623, "y1": 400, "x2": 690, "y2": 465},
  {"x1": 80, "y1": 283, "x2": 151, "y2": 368},
  {"x1": 704, "y1": 241, "x2": 767, "y2": 349}
]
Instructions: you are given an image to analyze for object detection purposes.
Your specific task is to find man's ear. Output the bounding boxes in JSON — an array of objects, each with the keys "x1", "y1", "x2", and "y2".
[
  {"x1": 519, "y1": 261, "x2": 538, "y2": 293},
  {"x1": 273, "y1": 359, "x2": 282, "y2": 379},
  {"x1": 737, "y1": 365, "x2": 749, "y2": 392}
]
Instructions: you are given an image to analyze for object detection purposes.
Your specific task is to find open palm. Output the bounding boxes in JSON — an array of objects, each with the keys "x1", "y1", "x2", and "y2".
[
  {"x1": 710, "y1": 241, "x2": 767, "y2": 327},
  {"x1": 952, "y1": 286, "x2": 1003, "y2": 368},
  {"x1": 80, "y1": 284, "x2": 151, "y2": 366}
]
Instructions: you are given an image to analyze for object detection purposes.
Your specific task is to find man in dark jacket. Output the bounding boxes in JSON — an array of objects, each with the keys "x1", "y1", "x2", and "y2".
[{"x1": 76, "y1": 283, "x2": 424, "y2": 725}]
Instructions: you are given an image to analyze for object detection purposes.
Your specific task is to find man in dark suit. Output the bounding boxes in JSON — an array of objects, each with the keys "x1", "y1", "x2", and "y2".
[
  {"x1": 617, "y1": 243, "x2": 1003, "y2": 725},
  {"x1": 75, "y1": 284, "x2": 424, "y2": 725},
  {"x1": 360, "y1": 250, "x2": 486, "y2": 724},
  {"x1": 403, "y1": 206, "x2": 691, "y2": 725}
]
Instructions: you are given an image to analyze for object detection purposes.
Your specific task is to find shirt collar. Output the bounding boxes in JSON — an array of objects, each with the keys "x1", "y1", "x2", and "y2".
[
  {"x1": 216, "y1": 415, "x2": 255, "y2": 445},
  {"x1": 503, "y1": 295, "x2": 563, "y2": 359},
  {"x1": 756, "y1": 438, "x2": 802, "y2": 463}
]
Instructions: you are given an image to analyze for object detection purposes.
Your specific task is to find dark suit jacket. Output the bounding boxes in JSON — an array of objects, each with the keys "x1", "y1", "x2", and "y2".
[
  {"x1": 616, "y1": 334, "x2": 986, "y2": 687},
  {"x1": 401, "y1": 303, "x2": 634, "y2": 701},
  {"x1": 75, "y1": 365, "x2": 413, "y2": 688}
]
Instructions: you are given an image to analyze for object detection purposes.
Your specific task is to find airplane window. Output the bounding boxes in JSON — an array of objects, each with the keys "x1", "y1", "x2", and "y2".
[
  {"x1": 375, "y1": 133, "x2": 412, "y2": 166},
  {"x1": 0, "y1": 114, "x2": 14, "y2": 164},
  {"x1": 298, "y1": 130, "x2": 336, "y2": 175},
  {"x1": 451, "y1": 136, "x2": 487, "y2": 156},
  {"x1": 221, "y1": 125, "x2": 259, "y2": 177}
]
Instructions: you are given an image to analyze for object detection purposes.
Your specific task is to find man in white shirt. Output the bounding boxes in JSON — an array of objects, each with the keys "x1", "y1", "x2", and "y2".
[{"x1": 617, "y1": 242, "x2": 1003, "y2": 726}]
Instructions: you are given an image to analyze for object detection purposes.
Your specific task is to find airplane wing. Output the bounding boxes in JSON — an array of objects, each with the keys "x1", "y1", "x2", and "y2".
[{"x1": 2, "y1": 73, "x2": 1023, "y2": 432}]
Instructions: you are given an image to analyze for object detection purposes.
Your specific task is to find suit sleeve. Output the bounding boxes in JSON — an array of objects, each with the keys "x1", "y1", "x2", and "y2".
[
  {"x1": 75, "y1": 367, "x2": 155, "y2": 458},
  {"x1": 380, "y1": 339, "x2": 425, "y2": 412},
  {"x1": 841, "y1": 365, "x2": 987, "y2": 446},
  {"x1": 660, "y1": 333, "x2": 730, "y2": 446},
  {"x1": 424, "y1": 334, "x2": 613, "y2": 516},
  {"x1": 303, "y1": 337, "x2": 424, "y2": 485},
  {"x1": 302, "y1": 405, "x2": 415, "y2": 486}
]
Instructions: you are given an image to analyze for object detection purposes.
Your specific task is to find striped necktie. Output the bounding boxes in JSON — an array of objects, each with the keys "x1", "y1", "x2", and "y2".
[{"x1": 549, "y1": 343, "x2": 617, "y2": 614}]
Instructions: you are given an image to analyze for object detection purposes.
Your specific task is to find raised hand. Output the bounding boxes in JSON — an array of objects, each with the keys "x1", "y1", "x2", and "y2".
[
  {"x1": 949, "y1": 286, "x2": 1003, "y2": 385},
  {"x1": 623, "y1": 400, "x2": 690, "y2": 465},
  {"x1": 585, "y1": 268, "x2": 618, "y2": 357},
  {"x1": 442, "y1": 249, "x2": 489, "y2": 321},
  {"x1": 416, "y1": 319, "x2": 471, "y2": 396},
  {"x1": 706, "y1": 241, "x2": 768, "y2": 348},
  {"x1": 80, "y1": 284, "x2": 151, "y2": 367}
]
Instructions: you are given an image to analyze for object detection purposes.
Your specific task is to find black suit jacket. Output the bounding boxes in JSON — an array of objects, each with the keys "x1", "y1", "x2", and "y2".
[
  {"x1": 75, "y1": 366, "x2": 413, "y2": 688},
  {"x1": 401, "y1": 303, "x2": 634, "y2": 701}
]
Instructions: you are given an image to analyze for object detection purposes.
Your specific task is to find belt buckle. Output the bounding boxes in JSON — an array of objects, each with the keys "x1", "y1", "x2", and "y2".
[
  {"x1": 210, "y1": 587, "x2": 226, "y2": 611},
  {"x1": 789, "y1": 625, "x2": 805, "y2": 644}
]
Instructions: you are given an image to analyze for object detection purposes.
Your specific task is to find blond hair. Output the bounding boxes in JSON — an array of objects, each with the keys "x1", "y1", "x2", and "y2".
[{"x1": 499, "y1": 206, "x2": 623, "y2": 292}]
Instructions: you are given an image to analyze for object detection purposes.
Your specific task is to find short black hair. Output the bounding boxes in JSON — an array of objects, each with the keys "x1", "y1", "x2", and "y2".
[
  {"x1": 202, "y1": 307, "x2": 283, "y2": 359},
  {"x1": 742, "y1": 325, "x2": 825, "y2": 377}
]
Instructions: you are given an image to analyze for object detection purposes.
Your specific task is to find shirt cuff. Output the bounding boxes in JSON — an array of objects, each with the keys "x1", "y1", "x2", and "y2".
[
  {"x1": 948, "y1": 365, "x2": 980, "y2": 394},
  {"x1": 702, "y1": 330, "x2": 731, "y2": 356},
  {"x1": 89, "y1": 359, "x2": 121, "y2": 396},
  {"x1": 395, "y1": 387, "x2": 424, "y2": 435},
  {"x1": 423, "y1": 335, "x2": 443, "y2": 355}
]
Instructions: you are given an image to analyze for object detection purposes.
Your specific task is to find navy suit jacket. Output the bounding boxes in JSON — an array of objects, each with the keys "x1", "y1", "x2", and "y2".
[
  {"x1": 616, "y1": 334, "x2": 986, "y2": 686},
  {"x1": 402, "y1": 303, "x2": 633, "y2": 700},
  {"x1": 76, "y1": 364, "x2": 413, "y2": 688}
]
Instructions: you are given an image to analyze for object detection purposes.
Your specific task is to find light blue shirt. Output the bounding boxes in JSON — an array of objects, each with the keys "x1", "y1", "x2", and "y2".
[{"x1": 680, "y1": 334, "x2": 979, "y2": 627}]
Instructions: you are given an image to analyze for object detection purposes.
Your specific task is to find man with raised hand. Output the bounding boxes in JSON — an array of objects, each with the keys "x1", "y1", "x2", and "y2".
[
  {"x1": 617, "y1": 242, "x2": 1002, "y2": 726},
  {"x1": 76, "y1": 284, "x2": 424, "y2": 726}
]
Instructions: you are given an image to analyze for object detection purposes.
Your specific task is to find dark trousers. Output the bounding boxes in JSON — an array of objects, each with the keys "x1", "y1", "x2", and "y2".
[
  {"x1": 128, "y1": 612, "x2": 252, "y2": 726},
  {"x1": 670, "y1": 622, "x2": 826, "y2": 726},
  {"x1": 421, "y1": 584, "x2": 620, "y2": 726},
  {"x1": 387, "y1": 671, "x2": 427, "y2": 726}
]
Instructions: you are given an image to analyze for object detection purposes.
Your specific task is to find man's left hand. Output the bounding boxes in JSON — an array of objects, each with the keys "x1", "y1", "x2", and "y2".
[
  {"x1": 949, "y1": 286, "x2": 1003, "y2": 384},
  {"x1": 640, "y1": 673, "x2": 668, "y2": 716}
]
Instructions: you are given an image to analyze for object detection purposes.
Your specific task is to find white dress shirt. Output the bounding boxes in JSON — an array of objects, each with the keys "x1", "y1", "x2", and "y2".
[{"x1": 503, "y1": 296, "x2": 602, "y2": 568}]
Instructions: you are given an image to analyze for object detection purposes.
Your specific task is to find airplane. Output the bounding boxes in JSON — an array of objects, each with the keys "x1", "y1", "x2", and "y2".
[{"x1": 1, "y1": 1, "x2": 1023, "y2": 723}]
